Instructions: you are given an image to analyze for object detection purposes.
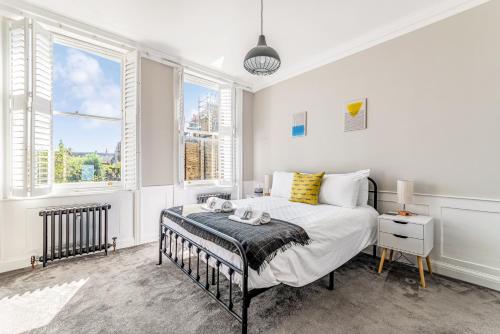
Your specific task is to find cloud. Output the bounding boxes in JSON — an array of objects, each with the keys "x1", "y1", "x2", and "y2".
[{"x1": 55, "y1": 47, "x2": 121, "y2": 122}]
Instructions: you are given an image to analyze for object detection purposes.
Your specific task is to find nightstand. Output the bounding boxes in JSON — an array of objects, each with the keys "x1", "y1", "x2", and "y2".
[{"x1": 377, "y1": 214, "x2": 434, "y2": 288}]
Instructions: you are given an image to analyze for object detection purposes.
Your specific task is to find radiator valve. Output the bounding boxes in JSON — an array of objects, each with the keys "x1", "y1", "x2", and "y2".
[
  {"x1": 30, "y1": 256, "x2": 37, "y2": 269},
  {"x1": 112, "y1": 237, "x2": 117, "y2": 252}
]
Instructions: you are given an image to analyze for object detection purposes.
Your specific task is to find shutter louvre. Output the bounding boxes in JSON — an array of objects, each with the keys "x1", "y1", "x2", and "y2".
[
  {"x1": 218, "y1": 86, "x2": 234, "y2": 186},
  {"x1": 174, "y1": 68, "x2": 185, "y2": 185},
  {"x1": 31, "y1": 21, "x2": 53, "y2": 196},
  {"x1": 9, "y1": 19, "x2": 29, "y2": 197},
  {"x1": 122, "y1": 51, "x2": 139, "y2": 190}
]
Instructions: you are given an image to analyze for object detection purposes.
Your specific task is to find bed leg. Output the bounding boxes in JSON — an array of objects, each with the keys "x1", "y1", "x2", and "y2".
[
  {"x1": 242, "y1": 268, "x2": 249, "y2": 334},
  {"x1": 158, "y1": 213, "x2": 163, "y2": 265},
  {"x1": 242, "y1": 321, "x2": 247, "y2": 334},
  {"x1": 372, "y1": 245, "x2": 377, "y2": 259},
  {"x1": 328, "y1": 271, "x2": 335, "y2": 290},
  {"x1": 241, "y1": 302, "x2": 248, "y2": 334},
  {"x1": 158, "y1": 238, "x2": 163, "y2": 265},
  {"x1": 242, "y1": 295, "x2": 248, "y2": 334}
]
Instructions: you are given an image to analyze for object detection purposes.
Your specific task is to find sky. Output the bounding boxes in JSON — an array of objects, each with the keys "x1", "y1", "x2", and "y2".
[
  {"x1": 183, "y1": 82, "x2": 218, "y2": 129},
  {"x1": 53, "y1": 43, "x2": 121, "y2": 153},
  {"x1": 53, "y1": 42, "x2": 217, "y2": 153}
]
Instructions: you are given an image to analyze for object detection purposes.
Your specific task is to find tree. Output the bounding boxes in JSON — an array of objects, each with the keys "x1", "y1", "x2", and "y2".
[
  {"x1": 54, "y1": 140, "x2": 69, "y2": 183},
  {"x1": 103, "y1": 161, "x2": 121, "y2": 181},
  {"x1": 66, "y1": 155, "x2": 83, "y2": 182},
  {"x1": 82, "y1": 152, "x2": 104, "y2": 181},
  {"x1": 54, "y1": 140, "x2": 121, "y2": 184}
]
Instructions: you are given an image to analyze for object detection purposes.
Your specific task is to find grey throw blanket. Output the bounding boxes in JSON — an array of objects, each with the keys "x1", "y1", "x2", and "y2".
[{"x1": 165, "y1": 206, "x2": 311, "y2": 273}]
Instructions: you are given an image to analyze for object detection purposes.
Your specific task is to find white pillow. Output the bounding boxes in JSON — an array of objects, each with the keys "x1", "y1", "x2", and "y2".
[
  {"x1": 357, "y1": 178, "x2": 369, "y2": 206},
  {"x1": 270, "y1": 171, "x2": 294, "y2": 198},
  {"x1": 353, "y1": 170, "x2": 370, "y2": 206},
  {"x1": 319, "y1": 170, "x2": 370, "y2": 208}
]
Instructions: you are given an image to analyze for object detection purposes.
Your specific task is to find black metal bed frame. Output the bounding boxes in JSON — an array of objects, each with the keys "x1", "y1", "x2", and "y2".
[{"x1": 158, "y1": 178, "x2": 378, "y2": 334}]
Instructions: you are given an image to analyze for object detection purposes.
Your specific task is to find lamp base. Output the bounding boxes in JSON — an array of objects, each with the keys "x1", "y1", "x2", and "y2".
[{"x1": 398, "y1": 210, "x2": 413, "y2": 216}]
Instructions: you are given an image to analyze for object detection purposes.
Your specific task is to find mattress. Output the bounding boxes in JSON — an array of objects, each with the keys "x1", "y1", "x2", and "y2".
[{"x1": 162, "y1": 196, "x2": 378, "y2": 290}]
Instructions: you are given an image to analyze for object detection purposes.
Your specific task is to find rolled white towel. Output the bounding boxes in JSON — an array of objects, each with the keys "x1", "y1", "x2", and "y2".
[
  {"x1": 228, "y1": 215, "x2": 261, "y2": 225},
  {"x1": 202, "y1": 197, "x2": 234, "y2": 213},
  {"x1": 230, "y1": 206, "x2": 271, "y2": 225},
  {"x1": 233, "y1": 206, "x2": 253, "y2": 219}
]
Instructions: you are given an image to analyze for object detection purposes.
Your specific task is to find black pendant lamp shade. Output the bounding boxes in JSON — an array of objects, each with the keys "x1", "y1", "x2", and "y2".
[{"x1": 244, "y1": 0, "x2": 281, "y2": 75}]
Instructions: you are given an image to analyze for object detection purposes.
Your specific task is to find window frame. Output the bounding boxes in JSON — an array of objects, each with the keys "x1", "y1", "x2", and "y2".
[
  {"x1": 50, "y1": 35, "x2": 124, "y2": 192},
  {"x1": 180, "y1": 73, "x2": 234, "y2": 187},
  {"x1": 5, "y1": 18, "x2": 137, "y2": 199}
]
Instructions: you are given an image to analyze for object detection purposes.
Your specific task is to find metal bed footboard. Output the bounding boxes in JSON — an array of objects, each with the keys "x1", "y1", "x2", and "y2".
[
  {"x1": 159, "y1": 208, "x2": 252, "y2": 334},
  {"x1": 158, "y1": 178, "x2": 378, "y2": 334}
]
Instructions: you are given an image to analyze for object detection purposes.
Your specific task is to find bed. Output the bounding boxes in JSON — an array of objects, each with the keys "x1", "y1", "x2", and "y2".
[{"x1": 158, "y1": 177, "x2": 378, "y2": 334}]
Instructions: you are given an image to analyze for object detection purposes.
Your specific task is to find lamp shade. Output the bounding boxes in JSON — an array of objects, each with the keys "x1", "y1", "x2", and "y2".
[
  {"x1": 244, "y1": 35, "x2": 281, "y2": 76},
  {"x1": 397, "y1": 180, "x2": 414, "y2": 204}
]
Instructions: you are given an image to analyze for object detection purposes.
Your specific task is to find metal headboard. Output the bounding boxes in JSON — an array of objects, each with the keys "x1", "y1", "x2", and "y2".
[{"x1": 367, "y1": 177, "x2": 378, "y2": 211}]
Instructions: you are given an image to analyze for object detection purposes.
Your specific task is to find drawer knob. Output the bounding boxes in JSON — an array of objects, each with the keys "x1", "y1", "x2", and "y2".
[
  {"x1": 393, "y1": 234, "x2": 408, "y2": 239},
  {"x1": 393, "y1": 220, "x2": 408, "y2": 225}
]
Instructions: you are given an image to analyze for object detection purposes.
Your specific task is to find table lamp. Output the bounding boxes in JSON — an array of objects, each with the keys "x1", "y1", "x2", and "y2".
[
  {"x1": 397, "y1": 180, "x2": 413, "y2": 216},
  {"x1": 263, "y1": 174, "x2": 271, "y2": 196}
]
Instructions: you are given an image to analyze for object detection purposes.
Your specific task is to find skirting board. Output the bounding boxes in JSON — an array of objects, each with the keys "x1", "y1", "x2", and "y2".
[
  {"x1": 249, "y1": 179, "x2": 500, "y2": 292},
  {"x1": 364, "y1": 247, "x2": 500, "y2": 292},
  {"x1": 0, "y1": 237, "x2": 136, "y2": 273},
  {"x1": 0, "y1": 190, "x2": 136, "y2": 274},
  {"x1": 141, "y1": 233, "x2": 159, "y2": 244},
  {"x1": 376, "y1": 191, "x2": 500, "y2": 291},
  {"x1": 432, "y1": 260, "x2": 500, "y2": 291}
]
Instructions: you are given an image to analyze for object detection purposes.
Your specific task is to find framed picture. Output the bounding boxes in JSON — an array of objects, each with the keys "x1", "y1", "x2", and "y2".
[
  {"x1": 344, "y1": 98, "x2": 367, "y2": 131},
  {"x1": 292, "y1": 111, "x2": 307, "y2": 137}
]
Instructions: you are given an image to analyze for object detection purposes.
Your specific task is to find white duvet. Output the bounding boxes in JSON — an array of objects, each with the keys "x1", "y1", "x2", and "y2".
[{"x1": 163, "y1": 196, "x2": 378, "y2": 290}]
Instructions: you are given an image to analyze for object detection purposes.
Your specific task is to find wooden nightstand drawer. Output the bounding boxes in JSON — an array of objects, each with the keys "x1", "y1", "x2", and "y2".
[
  {"x1": 379, "y1": 232, "x2": 423, "y2": 255},
  {"x1": 379, "y1": 218, "x2": 423, "y2": 239},
  {"x1": 378, "y1": 214, "x2": 434, "y2": 288}
]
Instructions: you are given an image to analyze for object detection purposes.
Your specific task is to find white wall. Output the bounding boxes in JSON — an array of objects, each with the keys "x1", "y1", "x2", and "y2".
[
  {"x1": 140, "y1": 58, "x2": 174, "y2": 187},
  {"x1": 0, "y1": 19, "x2": 255, "y2": 273},
  {"x1": 375, "y1": 192, "x2": 500, "y2": 291},
  {"x1": 242, "y1": 90, "x2": 254, "y2": 182},
  {"x1": 252, "y1": 1, "x2": 500, "y2": 291},
  {"x1": 253, "y1": 1, "x2": 500, "y2": 198},
  {"x1": 138, "y1": 185, "x2": 173, "y2": 243},
  {"x1": 137, "y1": 58, "x2": 253, "y2": 244},
  {"x1": 0, "y1": 16, "x2": 138, "y2": 273},
  {"x1": 137, "y1": 57, "x2": 238, "y2": 244},
  {"x1": 0, "y1": 17, "x2": 6, "y2": 198},
  {"x1": 0, "y1": 190, "x2": 135, "y2": 272}
]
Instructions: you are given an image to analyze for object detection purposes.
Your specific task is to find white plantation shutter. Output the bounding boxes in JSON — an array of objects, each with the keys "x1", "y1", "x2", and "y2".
[
  {"x1": 174, "y1": 67, "x2": 185, "y2": 184},
  {"x1": 31, "y1": 22, "x2": 53, "y2": 196},
  {"x1": 9, "y1": 19, "x2": 29, "y2": 197},
  {"x1": 218, "y1": 86, "x2": 234, "y2": 185},
  {"x1": 234, "y1": 87, "x2": 243, "y2": 198},
  {"x1": 122, "y1": 51, "x2": 139, "y2": 190}
]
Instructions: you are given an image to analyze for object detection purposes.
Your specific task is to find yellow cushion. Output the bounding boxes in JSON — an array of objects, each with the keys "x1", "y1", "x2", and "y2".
[{"x1": 290, "y1": 172, "x2": 325, "y2": 205}]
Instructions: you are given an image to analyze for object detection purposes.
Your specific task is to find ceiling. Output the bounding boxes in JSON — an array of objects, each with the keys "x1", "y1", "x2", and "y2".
[{"x1": 14, "y1": 0, "x2": 486, "y2": 90}]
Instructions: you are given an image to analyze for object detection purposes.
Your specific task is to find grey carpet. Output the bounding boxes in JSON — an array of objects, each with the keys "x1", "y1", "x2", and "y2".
[{"x1": 1, "y1": 243, "x2": 499, "y2": 334}]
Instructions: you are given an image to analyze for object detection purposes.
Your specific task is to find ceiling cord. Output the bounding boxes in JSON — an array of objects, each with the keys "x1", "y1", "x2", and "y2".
[{"x1": 261, "y1": 0, "x2": 264, "y2": 35}]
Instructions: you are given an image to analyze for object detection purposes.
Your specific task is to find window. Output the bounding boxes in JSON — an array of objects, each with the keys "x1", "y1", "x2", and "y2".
[
  {"x1": 7, "y1": 18, "x2": 138, "y2": 197},
  {"x1": 181, "y1": 74, "x2": 234, "y2": 186},
  {"x1": 53, "y1": 42, "x2": 122, "y2": 185}
]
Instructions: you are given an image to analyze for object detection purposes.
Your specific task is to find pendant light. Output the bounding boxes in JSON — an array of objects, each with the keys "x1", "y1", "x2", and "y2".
[{"x1": 243, "y1": 0, "x2": 281, "y2": 75}]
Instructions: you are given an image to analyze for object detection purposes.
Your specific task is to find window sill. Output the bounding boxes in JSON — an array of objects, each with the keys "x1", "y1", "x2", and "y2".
[
  {"x1": 52, "y1": 186, "x2": 125, "y2": 197},
  {"x1": 180, "y1": 182, "x2": 235, "y2": 190},
  {"x1": 2, "y1": 187, "x2": 128, "y2": 202}
]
